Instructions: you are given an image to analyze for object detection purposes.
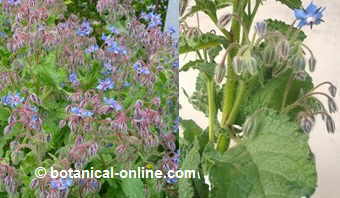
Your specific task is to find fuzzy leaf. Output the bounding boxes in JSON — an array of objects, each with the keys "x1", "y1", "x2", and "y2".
[
  {"x1": 266, "y1": 19, "x2": 306, "y2": 41},
  {"x1": 121, "y1": 179, "x2": 145, "y2": 198},
  {"x1": 237, "y1": 70, "x2": 313, "y2": 124},
  {"x1": 275, "y1": 0, "x2": 302, "y2": 9},
  {"x1": 180, "y1": 33, "x2": 228, "y2": 54},
  {"x1": 179, "y1": 139, "x2": 201, "y2": 198},
  {"x1": 209, "y1": 110, "x2": 317, "y2": 198},
  {"x1": 181, "y1": 119, "x2": 203, "y2": 143}
]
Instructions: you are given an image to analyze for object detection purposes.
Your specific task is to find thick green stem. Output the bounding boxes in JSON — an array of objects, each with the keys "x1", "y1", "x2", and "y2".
[
  {"x1": 221, "y1": 0, "x2": 241, "y2": 127},
  {"x1": 226, "y1": 80, "x2": 247, "y2": 125},
  {"x1": 207, "y1": 79, "x2": 217, "y2": 142}
]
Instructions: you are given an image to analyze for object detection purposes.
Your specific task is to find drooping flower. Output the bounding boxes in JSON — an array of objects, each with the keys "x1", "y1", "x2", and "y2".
[
  {"x1": 294, "y1": 2, "x2": 325, "y2": 28},
  {"x1": 103, "y1": 97, "x2": 122, "y2": 111},
  {"x1": 105, "y1": 40, "x2": 127, "y2": 55},
  {"x1": 1, "y1": 93, "x2": 25, "y2": 108},
  {"x1": 96, "y1": 78, "x2": 115, "y2": 91},
  {"x1": 133, "y1": 62, "x2": 150, "y2": 75},
  {"x1": 77, "y1": 21, "x2": 93, "y2": 36}
]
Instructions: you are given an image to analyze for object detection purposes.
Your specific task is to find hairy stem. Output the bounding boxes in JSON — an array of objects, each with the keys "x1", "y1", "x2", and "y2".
[
  {"x1": 226, "y1": 80, "x2": 247, "y2": 125},
  {"x1": 207, "y1": 79, "x2": 217, "y2": 142}
]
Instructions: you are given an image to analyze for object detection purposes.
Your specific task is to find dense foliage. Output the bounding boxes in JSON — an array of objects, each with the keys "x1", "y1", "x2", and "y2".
[
  {"x1": 180, "y1": 0, "x2": 337, "y2": 197},
  {"x1": 0, "y1": 0, "x2": 178, "y2": 197}
]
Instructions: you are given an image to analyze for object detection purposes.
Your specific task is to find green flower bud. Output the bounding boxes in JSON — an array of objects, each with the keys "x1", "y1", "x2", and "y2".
[
  {"x1": 308, "y1": 56, "x2": 316, "y2": 72},
  {"x1": 233, "y1": 56, "x2": 244, "y2": 75},
  {"x1": 245, "y1": 57, "x2": 258, "y2": 75},
  {"x1": 216, "y1": 133, "x2": 230, "y2": 153},
  {"x1": 262, "y1": 46, "x2": 276, "y2": 66},
  {"x1": 218, "y1": 14, "x2": 233, "y2": 28},
  {"x1": 292, "y1": 55, "x2": 306, "y2": 71},
  {"x1": 215, "y1": 63, "x2": 226, "y2": 83},
  {"x1": 276, "y1": 39, "x2": 290, "y2": 60}
]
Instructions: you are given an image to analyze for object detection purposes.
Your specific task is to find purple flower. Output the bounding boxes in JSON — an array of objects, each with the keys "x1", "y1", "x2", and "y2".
[
  {"x1": 1, "y1": 93, "x2": 24, "y2": 108},
  {"x1": 70, "y1": 107, "x2": 94, "y2": 118},
  {"x1": 8, "y1": 0, "x2": 21, "y2": 6},
  {"x1": 107, "y1": 25, "x2": 119, "y2": 34},
  {"x1": 50, "y1": 178, "x2": 73, "y2": 190},
  {"x1": 85, "y1": 44, "x2": 99, "y2": 54},
  {"x1": 101, "y1": 33, "x2": 110, "y2": 41},
  {"x1": 96, "y1": 78, "x2": 115, "y2": 91},
  {"x1": 77, "y1": 21, "x2": 93, "y2": 36},
  {"x1": 103, "y1": 97, "x2": 122, "y2": 111},
  {"x1": 294, "y1": 2, "x2": 325, "y2": 28}
]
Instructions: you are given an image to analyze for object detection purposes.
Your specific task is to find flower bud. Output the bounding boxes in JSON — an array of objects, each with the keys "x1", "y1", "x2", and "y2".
[
  {"x1": 255, "y1": 21, "x2": 267, "y2": 37},
  {"x1": 215, "y1": 64, "x2": 226, "y2": 83},
  {"x1": 325, "y1": 115, "x2": 335, "y2": 133},
  {"x1": 327, "y1": 97, "x2": 337, "y2": 113},
  {"x1": 328, "y1": 84, "x2": 337, "y2": 97},
  {"x1": 233, "y1": 56, "x2": 244, "y2": 75},
  {"x1": 276, "y1": 39, "x2": 290, "y2": 60},
  {"x1": 245, "y1": 57, "x2": 258, "y2": 75},
  {"x1": 262, "y1": 46, "x2": 276, "y2": 66},
  {"x1": 292, "y1": 55, "x2": 306, "y2": 71},
  {"x1": 308, "y1": 56, "x2": 316, "y2": 72},
  {"x1": 299, "y1": 114, "x2": 315, "y2": 133},
  {"x1": 218, "y1": 14, "x2": 233, "y2": 28}
]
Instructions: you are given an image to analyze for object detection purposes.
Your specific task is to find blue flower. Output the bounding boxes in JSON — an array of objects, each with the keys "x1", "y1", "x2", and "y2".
[
  {"x1": 133, "y1": 62, "x2": 150, "y2": 75},
  {"x1": 141, "y1": 12, "x2": 162, "y2": 28},
  {"x1": 70, "y1": 107, "x2": 94, "y2": 118},
  {"x1": 69, "y1": 72, "x2": 79, "y2": 85},
  {"x1": 107, "y1": 25, "x2": 119, "y2": 34},
  {"x1": 77, "y1": 21, "x2": 93, "y2": 36},
  {"x1": 103, "y1": 97, "x2": 122, "y2": 111},
  {"x1": 96, "y1": 78, "x2": 115, "y2": 91},
  {"x1": 8, "y1": 0, "x2": 21, "y2": 6},
  {"x1": 105, "y1": 40, "x2": 127, "y2": 55},
  {"x1": 166, "y1": 177, "x2": 178, "y2": 184},
  {"x1": 1, "y1": 93, "x2": 24, "y2": 108},
  {"x1": 0, "y1": 32, "x2": 6, "y2": 38},
  {"x1": 294, "y1": 2, "x2": 325, "y2": 28},
  {"x1": 85, "y1": 44, "x2": 99, "y2": 54},
  {"x1": 123, "y1": 82, "x2": 131, "y2": 87},
  {"x1": 50, "y1": 178, "x2": 73, "y2": 190}
]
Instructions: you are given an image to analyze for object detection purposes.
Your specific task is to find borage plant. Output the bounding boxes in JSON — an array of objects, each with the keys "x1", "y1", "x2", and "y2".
[
  {"x1": 180, "y1": 0, "x2": 337, "y2": 197},
  {"x1": 0, "y1": 0, "x2": 178, "y2": 197}
]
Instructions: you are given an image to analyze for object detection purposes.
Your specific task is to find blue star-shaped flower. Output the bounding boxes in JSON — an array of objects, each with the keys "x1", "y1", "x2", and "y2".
[{"x1": 294, "y1": 2, "x2": 325, "y2": 28}]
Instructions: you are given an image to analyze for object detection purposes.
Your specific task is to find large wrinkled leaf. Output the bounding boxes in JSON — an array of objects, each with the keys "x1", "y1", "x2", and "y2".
[
  {"x1": 209, "y1": 110, "x2": 317, "y2": 198},
  {"x1": 121, "y1": 179, "x2": 145, "y2": 198},
  {"x1": 237, "y1": 70, "x2": 313, "y2": 124},
  {"x1": 275, "y1": 0, "x2": 302, "y2": 9},
  {"x1": 179, "y1": 139, "x2": 201, "y2": 198},
  {"x1": 266, "y1": 19, "x2": 306, "y2": 41},
  {"x1": 181, "y1": 119, "x2": 203, "y2": 143}
]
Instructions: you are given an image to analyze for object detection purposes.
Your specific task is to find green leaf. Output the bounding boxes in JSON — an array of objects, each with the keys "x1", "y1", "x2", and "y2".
[
  {"x1": 266, "y1": 19, "x2": 306, "y2": 41},
  {"x1": 275, "y1": 0, "x2": 302, "y2": 9},
  {"x1": 181, "y1": 119, "x2": 203, "y2": 143},
  {"x1": 208, "y1": 110, "x2": 317, "y2": 198},
  {"x1": 179, "y1": 139, "x2": 201, "y2": 198},
  {"x1": 180, "y1": 60, "x2": 216, "y2": 78},
  {"x1": 180, "y1": 33, "x2": 228, "y2": 54},
  {"x1": 121, "y1": 179, "x2": 145, "y2": 198},
  {"x1": 238, "y1": 70, "x2": 313, "y2": 124},
  {"x1": 0, "y1": 108, "x2": 10, "y2": 121}
]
